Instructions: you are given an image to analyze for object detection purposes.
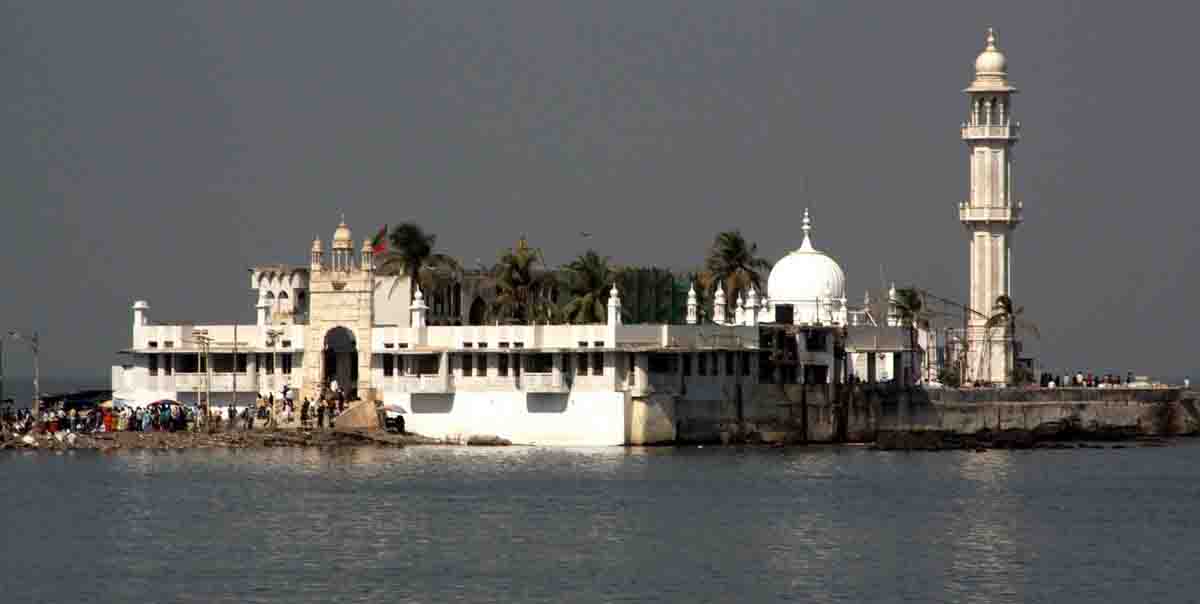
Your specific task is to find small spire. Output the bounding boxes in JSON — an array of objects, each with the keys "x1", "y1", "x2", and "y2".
[
  {"x1": 800, "y1": 208, "x2": 814, "y2": 251},
  {"x1": 414, "y1": 284, "x2": 424, "y2": 301},
  {"x1": 610, "y1": 282, "x2": 619, "y2": 297},
  {"x1": 986, "y1": 27, "x2": 997, "y2": 50},
  {"x1": 687, "y1": 282, "x2": 697, "y2": 300}
]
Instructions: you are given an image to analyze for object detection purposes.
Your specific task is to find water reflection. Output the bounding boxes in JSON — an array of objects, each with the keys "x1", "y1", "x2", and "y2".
[{"x1": 4, "y1": 443, "x2": 1200, "y2": 603}]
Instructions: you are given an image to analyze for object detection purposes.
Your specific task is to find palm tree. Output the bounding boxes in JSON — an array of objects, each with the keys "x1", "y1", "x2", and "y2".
[
  {"x1": 490, "y1": 236, "x2": 556, "y2": 324},
  {"x1": 984, "y1": 294, "x2": 1040, "y2": 383},
  {"x1": 700, "y1": 230, "x2": 772, "y2": 307},
  {"x1": 376, "y1": 222, "x2": 461, "y2": 298},
  {"x1": 894, "y1": 288, "x2": 931, "y2": 384},
  {"x1": 985, "y1": 294, "x2": 1039, "y2": 338},
  {"x1": 560, "y1": 250, "x2": 620, "y2": 324}
]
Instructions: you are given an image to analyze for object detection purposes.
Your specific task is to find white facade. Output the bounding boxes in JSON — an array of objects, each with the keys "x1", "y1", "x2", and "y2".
[{"x1": 960, "y1": 28, "x2": 1021, "y2": 384}]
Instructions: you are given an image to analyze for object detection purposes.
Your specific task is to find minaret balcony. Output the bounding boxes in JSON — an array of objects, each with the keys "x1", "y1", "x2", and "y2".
[
  {"x1": 959, "y1": 203, "x2": 1022, "y2": 224},
  {"x1": 960, "y1": 124, "x2": 1019, "y2": 140}
]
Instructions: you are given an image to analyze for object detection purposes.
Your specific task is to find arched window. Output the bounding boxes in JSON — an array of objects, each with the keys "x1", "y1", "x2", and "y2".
[{"x1": 278, "y1": 291, "x2": 291, "y2": 313}]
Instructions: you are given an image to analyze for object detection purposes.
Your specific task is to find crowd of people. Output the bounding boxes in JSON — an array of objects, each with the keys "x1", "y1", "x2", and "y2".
[
  {"x1": 1, "y1": 381, "x2": 361, "y2": 438},
  {"x1": 0, "y1": 402, "x2": 198, "y2": 436},
  {"x1": 1040, "y1": 371, "x2": 1142, "y2": 389}
]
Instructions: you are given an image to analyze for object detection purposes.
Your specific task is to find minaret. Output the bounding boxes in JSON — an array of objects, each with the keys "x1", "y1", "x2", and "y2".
[
  {"x1": 960, "y1": 28, "x2": 1021, "y2": 384},
  {"x1": 686, "y1": 282, "x2": 698, "y2": 325}
]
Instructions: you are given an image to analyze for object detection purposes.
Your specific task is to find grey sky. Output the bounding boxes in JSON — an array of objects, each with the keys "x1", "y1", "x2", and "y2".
[{"x1": 2, "y1": 1, "x2": 1197, "y2": 380}]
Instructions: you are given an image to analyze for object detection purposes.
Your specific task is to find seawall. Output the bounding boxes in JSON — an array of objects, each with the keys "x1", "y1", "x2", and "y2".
[{"x1": 640, "y1": 385, "x2": 1199, "y2": 446}]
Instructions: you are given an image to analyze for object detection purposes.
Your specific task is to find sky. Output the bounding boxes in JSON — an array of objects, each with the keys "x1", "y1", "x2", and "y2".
[{"x1": 2, "y1": 1, "x2": 1198, "y2": 381}]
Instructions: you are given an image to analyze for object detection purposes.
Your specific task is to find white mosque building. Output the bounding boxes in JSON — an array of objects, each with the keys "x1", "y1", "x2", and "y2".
[{"x1": 111, "y1": 30, "x2": 1021, "y2": 443}]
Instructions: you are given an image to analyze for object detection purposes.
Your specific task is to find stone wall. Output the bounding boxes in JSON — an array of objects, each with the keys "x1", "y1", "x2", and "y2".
[{"x1": 636, "y1": 386, "x2": 1197, "y2": 446}]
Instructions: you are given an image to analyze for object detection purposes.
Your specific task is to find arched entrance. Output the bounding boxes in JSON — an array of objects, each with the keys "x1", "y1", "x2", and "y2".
[
  {"x1": 468, "y1": 296, "x2": 487, "y2": 325},
  {"x1": 323, "y1": 327, "x2": 358, "y2": 399}
]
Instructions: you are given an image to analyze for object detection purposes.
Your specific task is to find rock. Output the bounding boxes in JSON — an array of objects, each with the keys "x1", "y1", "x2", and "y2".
[{"x1": 467, "y1": 434, "x2": 512, "y2": 446}]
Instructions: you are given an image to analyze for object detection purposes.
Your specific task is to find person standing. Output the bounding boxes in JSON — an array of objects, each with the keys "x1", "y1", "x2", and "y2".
[{"x1": 316, "y1": 401, "x2": 325, "y2": 430}]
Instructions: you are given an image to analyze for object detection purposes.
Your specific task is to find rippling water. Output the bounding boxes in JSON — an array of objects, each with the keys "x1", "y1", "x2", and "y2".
[{"x1": 3, "y1": 442, "x2": 1200, "y2": 603}]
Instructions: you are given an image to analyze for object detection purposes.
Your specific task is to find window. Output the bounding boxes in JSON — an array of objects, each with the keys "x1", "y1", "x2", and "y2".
[
  {"x1": 383, "y1": 355, "x2": 394, "y2": 377},
  {"x1": 647, "y1": 354, "x2": 675, "y2": 374},
  {"x1": 514, "y1": 342, "x2": 524, "y2": 349},
  {"x1": 498, "y1": 354, "x2": 509, "y2": 377},
  {"x1": 282, "y1": 353, "x2": 293, "y2": 375},
  {"x1": 164, "y1": 354, "x2": 173, "y2": 376},
  {"x1": 199, "y1": 354, "x2": 207, "y2": 374},
  {"x1": 212, "y1": 354, "x2": 234, "y2": 373},
  {"x1": 592, "y1": 352, "x2": 603, "y2": 376},
  {"x1": 384, "y1": 343, "x2": 394, "y2": 349},
  {"x1": 577, "y1": 352, "x2": 589, "y2": 376},
  {"x1": 478, "y1": 342, "x2": 488, "y2": 349},
  {"x1": 525, "y1": 354, "x2": 553, "y2": 373},
  {"x1": 741, "y1": 352, "x2": 751, "y2": 376},
  {"x1": 461, "y1": 353, "x2": 473, "y2": 375},
  {"x1": 698, "y1": 353, "x2": 708, "y2": 376},
  {"x1": 282, "y1": 340, "x2": 292, "y2": 348},
  {"x1": 164, "y1": 341, "x2": 174, "y2": 348},
  {"x1": 398, "y1": 343, "x2": 408, "y2": 349},
  {"x1": 149, "y1": 354, "x2": 158, "y2": 376},
  {"x1": 805, "y1": 330, "x2": 827, "y2": 352},
  {"x1": 476, "y1": 354, "x2": 486, "y2": 376},
  {"x1": 417, "y1": 355, "x2": 439, "y2": 375},
  {"x1": 682, "y1": 354, "x2": 692, "y2": 376},
  {"x1": 499, "y1": 342, "x2": 509, "y2": 349},
  {"x1": 236, "y1": 354, "x2": 248, "y2": 373},
  {"x1": 176, "y1": 355, "x2": 199, "y2": 374},
  {"x1": 593, "y1": 341, "x2": 604, "y2": 348},
  {"x1": 264, "y1": 353, "x2": 275, "y2": 373},
  {"x1": 148, "y1": 341, "x2": 158, "y2": 348},
  {"x1": 463, "y1": 342, "x2": 472, "y2": 348},
  {"x1": 726, "y1": 352, "x2": 735, "y2": 376}
]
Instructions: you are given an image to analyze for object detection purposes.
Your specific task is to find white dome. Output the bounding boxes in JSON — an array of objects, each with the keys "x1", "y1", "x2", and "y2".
[
  {"x1": 974, "y1": 29, "x2": 1007, "y2": 77},
  {"x1": 332, "y1": 221, "x2": 353, "y2": 249},
  {"x1": 766, "y1": 210, "x2": 846, "y2": 304}
]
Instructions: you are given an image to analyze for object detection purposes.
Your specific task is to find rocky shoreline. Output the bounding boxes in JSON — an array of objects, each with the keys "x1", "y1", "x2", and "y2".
[
  {"x1": 0, "y1": 429, "x2": 512, "y2": 452},
  {"x1": 873, "y1": 427, "x2": 1179, "y2": 451}
]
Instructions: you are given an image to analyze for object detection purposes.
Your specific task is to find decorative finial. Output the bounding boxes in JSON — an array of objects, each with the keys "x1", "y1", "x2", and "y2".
[
  {"x1": 800, "y1": 208, "x2": 814, "y2": 251},
  {"x1": 414, "y1": 284, "x2": 423, "y2": 300},
  {"x1": 688, "y1": 282, "x2": 697, "y2": 299},
  {"x1": 986, "y1": 27, "x2": 997, "y2": 50},
  {"x1": 610, "y1": 282, "x2": 619, "y2": 297}
]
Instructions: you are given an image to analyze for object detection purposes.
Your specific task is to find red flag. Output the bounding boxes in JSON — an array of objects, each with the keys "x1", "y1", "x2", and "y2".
[{"x1": 371, "y1": 224, "x2": 388, "y2": 254}]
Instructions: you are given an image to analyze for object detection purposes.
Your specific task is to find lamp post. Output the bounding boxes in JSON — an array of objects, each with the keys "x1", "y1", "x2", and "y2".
[
  {"x1": 265, "y1": 328, "x2": 284, "y2": 398},
  {"x1": 191, "y1": 329, "x2": 213, "y2": 421},
  {"x1": 4, "y1": 331, "x2": 40, "y2": 413}
]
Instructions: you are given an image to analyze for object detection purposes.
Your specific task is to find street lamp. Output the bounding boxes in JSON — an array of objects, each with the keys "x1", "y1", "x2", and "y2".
[
  {"x1": 2, "y1": 330, "x2": 40, "y2": 412},
  {"x1": 265, "y1": 328, "x2": 284, "y2": 394},
  {"x1": 190, "y1": 329, "x2": 213, "y2": 419}
]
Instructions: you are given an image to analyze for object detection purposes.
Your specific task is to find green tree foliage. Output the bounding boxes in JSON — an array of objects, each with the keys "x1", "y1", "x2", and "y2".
[
  {"x1": 489, "y1": 237, "x2": 557, "y2": 324},
  {"x1": 701, "y1": 230, "x2": 772, "y2": 307},
  {"x1": 560, "y1": 250, "x2": 620, "y2": 324},
  {"x1": 376, "y1": 222, "x2": 461, "y2": 296}
]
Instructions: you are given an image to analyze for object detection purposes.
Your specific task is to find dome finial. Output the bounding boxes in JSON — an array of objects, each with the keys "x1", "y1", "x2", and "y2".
[
  {"x1": 986, "y1": 27, "x2": 997, "y2": 50},
  {"x1": 800, "y1": 208, "x2": 814, "y2": 251}
]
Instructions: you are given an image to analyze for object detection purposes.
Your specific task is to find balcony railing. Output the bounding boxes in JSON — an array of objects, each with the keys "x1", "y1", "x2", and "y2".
[
  {"x1": 390, "y1": 374, "x2": 452, "y2": 393},
  {"x1": 959, "y1": 204, "x2": 1021, "y2": 223},
  {"x1": 522, "y1": 373, "x2": 569, "y2": 393},
  {"x1": 961, "y1": 124, "x2": 1019, "y2": 139}
]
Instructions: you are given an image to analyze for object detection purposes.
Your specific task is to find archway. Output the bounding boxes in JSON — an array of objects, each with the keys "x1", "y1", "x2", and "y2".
[
  {"x1": 323, "y1": 327, "x2": 358, "y2": 399},
  {"x1": 468, "y1": 296, "x2": 487, "y2": 325}
]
